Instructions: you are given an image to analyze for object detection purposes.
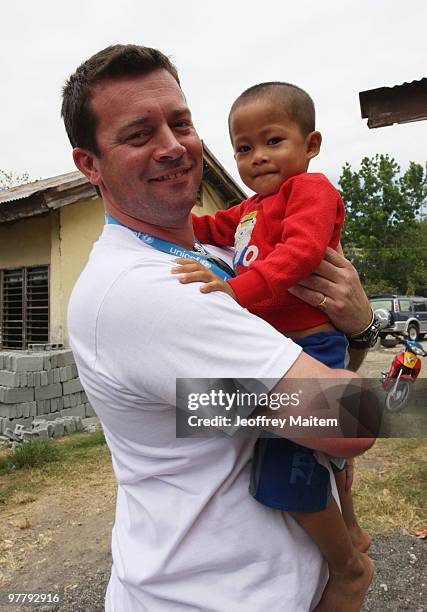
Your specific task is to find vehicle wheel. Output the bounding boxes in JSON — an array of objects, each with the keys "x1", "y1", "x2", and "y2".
[
  {"x1": 381, "y1": 338, "x2": 399, "y2": 348},
  {"x1": 385, "y1": 379, "x2": 413, "y2": 412},
  {"x1": 407, "y1": 324, "x2": 419, "y2": 341}
]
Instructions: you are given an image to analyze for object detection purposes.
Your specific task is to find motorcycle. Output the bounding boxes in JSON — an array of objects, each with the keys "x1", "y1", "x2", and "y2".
[{"x1": 382, "y1": 339, "x2": 427, "y2": 412}]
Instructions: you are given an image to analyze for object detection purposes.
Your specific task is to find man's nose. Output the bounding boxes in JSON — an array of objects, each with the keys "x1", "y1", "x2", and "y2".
[{"x1": 153, "y1": 126, "x2": 186, "y2": 161}]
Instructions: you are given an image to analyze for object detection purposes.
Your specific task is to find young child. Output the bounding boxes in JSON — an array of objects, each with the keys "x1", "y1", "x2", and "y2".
[{"x1": 173, "y1": 82, "x2": 373, "y2": 610}]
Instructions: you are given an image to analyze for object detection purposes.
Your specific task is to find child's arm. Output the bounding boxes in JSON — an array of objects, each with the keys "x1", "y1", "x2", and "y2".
[
  {"x1": 228, "y1": 176, "x2": 345, "y2": 308},
  {"x1": 191, "y1": 200, "x2": 248, "y2": 246}
]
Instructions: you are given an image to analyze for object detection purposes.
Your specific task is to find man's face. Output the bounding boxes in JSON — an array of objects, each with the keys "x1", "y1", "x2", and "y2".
[
  {"x1": 230, "y1": 99, "x2": 318, "y2": 197},
  {"x1": 81, "y1": 70, "x2": 203, "y2": 227}
]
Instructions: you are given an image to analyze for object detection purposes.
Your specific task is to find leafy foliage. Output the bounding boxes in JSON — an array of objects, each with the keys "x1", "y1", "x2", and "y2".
[{"x1": 339, "y1": 155, "x2": 427, "y2": 295}]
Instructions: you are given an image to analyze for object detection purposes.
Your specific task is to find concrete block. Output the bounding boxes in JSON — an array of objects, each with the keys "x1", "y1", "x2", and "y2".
[
  {"x1": 59, "y1": 366, "x2": 73, "y2": 382},
  {"x1": 32, "y1": 426, "x2": 49, "y2": 440},
  {"x1": 71, "y1": 364, "x2": 79, "y2": 378},
  {"x1": 19, "y1": 372, "x2": 28, "y2": 387},
  {"x1": 52, "y1": 420, "x2": 65, "y2": 437},
  {"x1": 4, "y1": 427, "x2": 22, "y2": 441},
  {"x1": 40, "y1": 371, "x2": 49, "y2": 386},
  {"x1": 34, "y1": 383, "x2": 62, "y2": 401},
  {"x1": 29, "y1": 402, "x2": 37, "y2": 417},
  {"x1": 36, "y1": 399, "x2": 50, "y2": 415},
  {"x1": 48, "y1": 368, "x2": 61, "y2": 384},
  {"x1": 61, "y1": 405, "x2": 86, "y2": 419},
  {"x1": 85, "y1": 403, "x2": 96, "y2": 418},
  {"x1": 0, "y1": 386, "x2": 34, "y2": 404},
  {"x1": 43, "y1": 355, "x2": 52, "y2": 371},
  {"x1": 21, "y1": 416, "x2": 35, "y2": 428},
  {"x1": 33, "y1": 372, "x2": 41, "y2": 387},
  {"x1": 0, "y1": 371, "x2": 21, "y2": 387},
  {"x1": 55, "y1": 351, "x2": 75, "y2": 367},
  {"x1": 10, "y1": 355, "x2": 45, "y2": 372},
  {"x1": 0, "y1": 404, "x2": 19, "y2": 419},
  {"x1": 62, "y1": 379, "x2": 84, "y2": 395},
  {"x1": 62, "y1": 417, "x2": 76, "y2": 433},
  {"x1": 22, "y1": 431, "x2": 38, "y2": 441},
  {"x1": 80, "y1": 391, "x2": 88, "y2": 403}
]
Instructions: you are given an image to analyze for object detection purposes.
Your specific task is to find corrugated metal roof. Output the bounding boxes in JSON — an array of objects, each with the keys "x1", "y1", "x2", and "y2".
[
  {"x1": 0, "y1": 171, "x2": 86, "y2": 205},
  {"x1": 359, "y1": 78, "x2": 427, "y2": 128}
]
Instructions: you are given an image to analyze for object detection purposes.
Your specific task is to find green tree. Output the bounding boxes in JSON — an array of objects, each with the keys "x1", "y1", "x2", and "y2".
[
  {"x1": 0, "y1": 169, "x2": 30, "y2": 190},
  {"x1": 339, "y1": 155, "x2": 427, "y2": 294}
]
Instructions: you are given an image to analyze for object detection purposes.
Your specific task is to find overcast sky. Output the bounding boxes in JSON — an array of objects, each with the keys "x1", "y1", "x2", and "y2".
[{"x1": 1, "y1": 0, "x2": 426, "y2": 194}]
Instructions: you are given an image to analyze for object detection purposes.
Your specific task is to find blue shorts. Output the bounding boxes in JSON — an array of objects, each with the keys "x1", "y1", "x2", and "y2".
[{"x1": 250, "y1": 331, "x2": 348, "y2": 512}]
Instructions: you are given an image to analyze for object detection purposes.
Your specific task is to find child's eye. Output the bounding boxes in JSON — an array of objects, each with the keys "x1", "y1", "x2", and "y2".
[
  {"x1": 267, "y1": 137, "x2": 283, "y2": 145},
  {"x1": 236, "y1": 145, "x2": 250, "y2": 153}
]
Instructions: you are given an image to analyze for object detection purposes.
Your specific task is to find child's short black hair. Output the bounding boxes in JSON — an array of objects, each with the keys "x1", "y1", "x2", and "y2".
[{"x1": 229, "y1": 82, "x2": 315, "y2": 137}]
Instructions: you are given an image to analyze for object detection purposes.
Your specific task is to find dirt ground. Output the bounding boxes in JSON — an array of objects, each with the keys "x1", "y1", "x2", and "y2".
[{"x1": 0, "y1": 341, "x2": 425, "y2": 611}]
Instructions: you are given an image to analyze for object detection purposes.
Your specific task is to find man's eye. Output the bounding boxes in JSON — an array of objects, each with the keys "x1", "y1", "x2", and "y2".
[
  {"x1": 268, "y1": 137, "x2": 283, "y2": 145},
  {"x1": 128, "y1": 132, "x2": 144, "y2": 141},
  {"x1": 174, "y1": 121, "x2": 193, "y2": 129}
]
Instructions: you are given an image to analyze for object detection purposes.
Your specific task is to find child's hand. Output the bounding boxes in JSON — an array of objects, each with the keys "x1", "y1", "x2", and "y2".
[{"x1": 171, "y1": 258, "x2": 237, "y2": 300}]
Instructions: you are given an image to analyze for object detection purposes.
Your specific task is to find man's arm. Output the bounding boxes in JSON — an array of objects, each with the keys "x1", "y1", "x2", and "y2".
[{"x1": 259, "y1": 350, "x2": 376, "y2": 457}]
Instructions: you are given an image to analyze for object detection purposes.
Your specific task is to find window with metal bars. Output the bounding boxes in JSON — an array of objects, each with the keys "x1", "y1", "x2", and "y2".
[{"x1": 0, "y1": 266, "x2": 49, "y2": 349}]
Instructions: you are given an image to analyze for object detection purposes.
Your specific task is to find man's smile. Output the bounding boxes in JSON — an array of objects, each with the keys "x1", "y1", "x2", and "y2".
[{"x1": 150, "y1": 167, "x2": 193, "y2": 182}]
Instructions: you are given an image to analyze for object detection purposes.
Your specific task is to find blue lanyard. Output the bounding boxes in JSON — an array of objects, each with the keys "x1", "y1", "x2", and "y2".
[{"x1": 105, "y1": 215, "x2": 235, "y2": 281}]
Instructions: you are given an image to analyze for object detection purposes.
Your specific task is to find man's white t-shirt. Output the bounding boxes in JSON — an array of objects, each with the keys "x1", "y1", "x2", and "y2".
[{"x1": 68, "y1": 224, "x2": 329, "y2": 611}]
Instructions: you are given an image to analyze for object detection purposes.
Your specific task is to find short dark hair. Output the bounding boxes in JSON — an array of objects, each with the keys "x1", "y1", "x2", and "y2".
[
  {"x1": 61, "y1": 44, "x2": 180, "y2": 155},
  {"x1": 229, "y1": 81, "x2": 315, "y2": 138}
]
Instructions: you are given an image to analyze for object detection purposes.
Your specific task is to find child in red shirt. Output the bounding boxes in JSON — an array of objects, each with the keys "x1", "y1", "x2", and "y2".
[{"x1": 174, "y1": 82, "x2": 373, "y2": 610}]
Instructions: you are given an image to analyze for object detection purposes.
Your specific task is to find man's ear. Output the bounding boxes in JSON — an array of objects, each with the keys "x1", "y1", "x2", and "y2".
[
  {"x1": 306, "y1": 131, "x2": 322, "y2": 161},
  {"x1": 72, "y1": 148, "x2": 102, "y2": 186}
]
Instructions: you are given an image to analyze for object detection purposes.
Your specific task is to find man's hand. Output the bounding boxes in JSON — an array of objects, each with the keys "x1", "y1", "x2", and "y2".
[
  {"x1": 171, "y1": 258, "x2": 237, "y2": 300},
  {"x1": 288, "y1": 247, "x2": 371, "y2": 337}
]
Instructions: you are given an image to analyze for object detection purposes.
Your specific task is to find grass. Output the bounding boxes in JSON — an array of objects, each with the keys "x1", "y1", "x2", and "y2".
[
  {"x1": 0, "y1": 440, "x2": 62, "y2": 473},
  {"x1": 0, "y1": 430, "x2": 109, "y2": 506},
  {"x1": 353, "y1": 438, "x2": 427, "y2": 535},
  {"x1": 0, "y1": 430, "x2": 106, "y2": 475},
  {"x1": 0, "y1": 432, "x2": 425, "y2": 536}
]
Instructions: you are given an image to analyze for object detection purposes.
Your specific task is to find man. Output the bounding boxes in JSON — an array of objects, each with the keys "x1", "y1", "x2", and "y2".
[{"x1": 63, "y1": 45, "x2": 378, "y2": 611}]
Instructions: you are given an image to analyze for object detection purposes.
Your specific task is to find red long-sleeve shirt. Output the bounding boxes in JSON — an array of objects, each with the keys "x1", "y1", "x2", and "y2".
[{"x1": 192, "y1": 173, "x2": 345, "y2": 332}]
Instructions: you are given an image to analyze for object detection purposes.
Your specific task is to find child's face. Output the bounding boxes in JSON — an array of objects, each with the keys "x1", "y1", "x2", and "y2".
[{"x1": 230, "y1": 99, "x2": 321, "y2": 197}]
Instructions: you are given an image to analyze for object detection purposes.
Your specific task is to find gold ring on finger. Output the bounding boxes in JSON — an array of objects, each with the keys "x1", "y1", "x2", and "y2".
[{"x1": 317, "y1": 295, "x2": 327, "y2": 310}]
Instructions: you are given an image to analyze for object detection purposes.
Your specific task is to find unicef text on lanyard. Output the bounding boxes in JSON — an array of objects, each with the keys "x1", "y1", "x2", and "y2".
[{"x1": 105, "y1": 215, "x2": 235, "y2": 281}]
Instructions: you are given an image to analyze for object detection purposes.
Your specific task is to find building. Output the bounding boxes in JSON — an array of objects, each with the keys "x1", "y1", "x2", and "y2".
[
  {"x1": 359, "y1": 77, "x2": 427, "y2": 128},
  {"x1": 0, "y1": 143, "x2": 245, "y2": 350}
]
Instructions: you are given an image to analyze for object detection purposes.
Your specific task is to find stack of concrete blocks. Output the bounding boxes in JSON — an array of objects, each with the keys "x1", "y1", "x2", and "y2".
[{"x1": 0, "y1": 349, "x2": 95, "y2": 438}]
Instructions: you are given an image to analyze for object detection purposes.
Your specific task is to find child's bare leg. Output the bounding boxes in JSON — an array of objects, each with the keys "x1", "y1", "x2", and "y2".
[
  {"x1": 335, "y1": 466, "x2": 372, "y2": 552},
  {"x1": 290, "y1": 499, "x2": 374, "y2": 612}
]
